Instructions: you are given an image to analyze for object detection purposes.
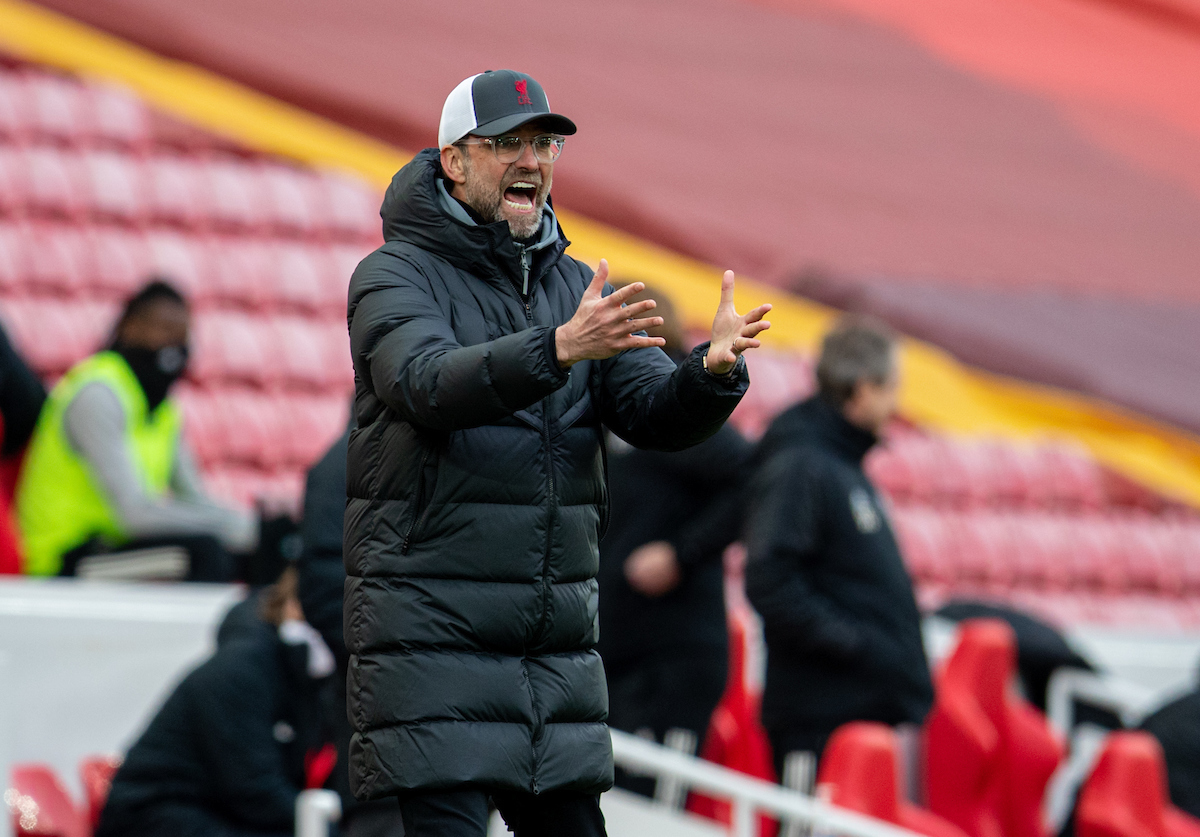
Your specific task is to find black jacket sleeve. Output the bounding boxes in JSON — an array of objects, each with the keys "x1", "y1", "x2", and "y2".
[
  {"x1": 0, "y1": 322, "x2": 45, "y2": 458},
  {"x1": 187, "y1": 646, "x2": 299, "y2": 830},
  {"x1": 349, "y1": 256, "x2": 569, "y2": 432},
  {"x1": 297, "y1": 425, "x2": 351, "y2": 661},
  {"x1": 597, "y1": 341, "x2": 748, "y2": 452},
  {"x1": 744, "y1": 450, "x2": 866, "y2": 663}
]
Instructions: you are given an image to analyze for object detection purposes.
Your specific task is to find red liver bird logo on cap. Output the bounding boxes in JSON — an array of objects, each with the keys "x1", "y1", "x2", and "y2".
[{"x1": 515, "y1": 79, "x2": 532, "y2": 106}]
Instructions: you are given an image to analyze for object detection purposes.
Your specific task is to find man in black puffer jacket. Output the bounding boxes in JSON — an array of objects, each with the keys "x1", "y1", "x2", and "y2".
[
  {"x1": 345, "y1": 70, "x2": 771, "y2": 836},
  {"x1": 745, "y1": 317, "x2": 933, "y2": 778}
]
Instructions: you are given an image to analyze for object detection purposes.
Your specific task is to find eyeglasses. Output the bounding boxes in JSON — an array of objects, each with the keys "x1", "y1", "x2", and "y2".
[{"x1": 455, "y1": 134, "x2": 565, "y2": 164}]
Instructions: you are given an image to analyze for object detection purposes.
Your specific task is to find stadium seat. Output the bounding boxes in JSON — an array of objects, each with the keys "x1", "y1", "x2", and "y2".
[
  {"x1": 0, "y1": 297, "x2": 115, "y2": 377},
  {"x1": 21, "y1": 147, "x2": 86, "y2": 220},
  {"x1": 188, "y1": 311, "x2": 270, "y2": 386},
  {"x1": 318, "y1": 169, "x2": 382, "y2": 241},
  {"x1": 952, "y1": 512, "x2": 1017, "y2": 592},
  {"x1": 78, "y1": 149, "x2": 148, "y2": 225},
  {"x1": 209, "y1": 236, "x2": 274, "y2": 310},
  {"x1": 268, "y1": 316, "x2": 353, "y2": 392},
  {"x1": 85, "y1": 226, "x2": 153, "y2": 299},
  {"x1": 817, "y1": 722, "x2": 966, "y2": 837},
  {"x1": 22, "y1": 74, "x2": 89, "y2": 147},
  {"x1": 268, "y1": 241, "x2": 332, "y2": 314},
  {"x1": 144, "y1": 155, "x2": 212, "y2": 230},
  {"x1": 258, "y1": 163, "x2": 324, "y2": 236},
  {"x1": 1076, "y1": 731, "x2": 1200, "y2": 837},
  {"x1": 0, "y1": 145, "x2": 30, "y2": 217},
  {"x1": 0, "y1": 220, "x2": 29, "y2": 292},
  {"x1": 23, "y1": 222, "x2": 94, "y2": 297},
  {"x1": 203, "y1": 157, "x2": 270, "y2": 232},
  {"x1": 0, "y1": 72, "x2": 30, "y2": 144},
  {"x1": 924, "y1": 619, "x2": 1064, "y2": 837},
  {"x1": 78, "y1": 755, "x2": 121, "y2": 831},
  {"x1": 890, "y1": 505, "x2": 959, "y2": 586},
  {"x1": 84, "y1": 83, "x2": 151, "y2": 150},
  {"x1": 143, "y1": 230, "x2": 216, "y2": 305},
  {"x1": 8, "y1": 763, "x2": 88, "y2": 837}
]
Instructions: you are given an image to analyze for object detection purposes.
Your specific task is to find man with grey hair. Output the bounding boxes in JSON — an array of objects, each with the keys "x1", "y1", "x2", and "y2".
[{"x1": 744, "y1": 315, "x2": 933, "y2": 777}]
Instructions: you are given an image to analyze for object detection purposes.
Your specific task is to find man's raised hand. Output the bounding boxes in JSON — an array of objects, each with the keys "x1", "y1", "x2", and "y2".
[
  {"x1": 555, "y1": 259, "x2": 665, "y2": 369},
  {"x1": 706, "y1": 270, "x2": 771, "y2": 376}
]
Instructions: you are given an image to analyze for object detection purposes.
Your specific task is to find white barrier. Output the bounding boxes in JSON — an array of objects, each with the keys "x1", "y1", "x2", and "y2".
[
  {"x1": 610, "y1": 729, "x2": 923, "y2": 837},
  {"x1": 295, "y1": 789, "x2": 341, "y2": 837}
]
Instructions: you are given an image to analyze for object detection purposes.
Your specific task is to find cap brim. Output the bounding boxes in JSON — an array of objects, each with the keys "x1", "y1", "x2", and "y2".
[{"x1": 469, "y1": 112, "x2": 577, "y2": 138}]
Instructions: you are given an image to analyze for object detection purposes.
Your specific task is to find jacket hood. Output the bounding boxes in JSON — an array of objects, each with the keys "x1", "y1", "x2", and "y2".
[{"x1": 379, "y1": 148, "x2": 567, "y2": 290}]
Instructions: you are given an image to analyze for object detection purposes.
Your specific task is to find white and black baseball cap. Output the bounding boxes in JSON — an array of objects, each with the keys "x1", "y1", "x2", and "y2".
[{"x1": 438, "y1": 70, "x2": 577, "y2": 149}]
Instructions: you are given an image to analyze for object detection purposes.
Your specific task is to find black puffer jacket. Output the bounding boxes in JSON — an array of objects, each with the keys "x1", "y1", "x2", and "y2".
[{"x1": 344, "y1": 149, "x2": 749, "y2": 799}]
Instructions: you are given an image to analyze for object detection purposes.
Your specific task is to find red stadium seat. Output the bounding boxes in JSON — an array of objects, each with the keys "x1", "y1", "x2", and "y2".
[
  {"x1": 0, "y1": 72, "x2": 31, "y2": 144},
  {"x1": 951, "y1": 512, "x2": 1017, "y2": 592},
  {"x1": 318, "y1": 169, "x2": 381, "y2": 241},
  {"x1": 78, "y1": 755, "x2": 121, "y2": 831},
  {"x1": 188, "y1": 311, "x2": 270, "y2": 386},
  {"x1": 85, "y1": 226, "x2": 153, "y2": 299},
  {"x1": 0, "y1": 220, "x2": 29, "y2": 292},
  {"x1": 258, "y1": 163, "x2": 324, "y2": 236},
  {"x1": 20, "y1": 147, "x2": 85, "y2": 220},
  {"x1": 143, "y1": 230, "x2": 216, "y2": 305},
  {"x1": 209, "y1": 236, "x2": 274, "y2": 311},
  {"x1": 269, "y1": 316, "x2": 353, "y2": 392},
  {"x1": 22, "y1": 74, "x2": 89, "y2": 147},
  {"x1": 818, "y1": 723, "x2": 967, "y2": 837},
  {"x1": 326, "y1": 243, "x2": 368, "y2": 306},
  {"x1": 1077, "y1": 732, "x2": 1200, "y2": 837},
  {"x1": 924, "y1": 619, "x2": 1064, "y2": 837},
  {"x1": 8, "y1": 763, "x2": 88, "y2": 837},
  {"x1": 0, "y1": 145, "x2": 30, "y2": 218},
  {"x1": 78, "y1": 149, "x2": 148, "y2": 225},
  {"x1": 144, "y1": 155, "x2": 212, "y2": 230},
  {"x1": 203, "y1": 157, "x2": 270, "y2": 232},
  {"x1": 267, "y1": 241, "x2": 332, "y2": 314},
  {"x1": 890, "y1": 505, "x2": 959, "y2": 586},
  {"x1": 84, "y1": 83, "x2": 151, "y2": 150},
  {"x1": 23, "y1": 222, "x2": 96, "y2": 297}
]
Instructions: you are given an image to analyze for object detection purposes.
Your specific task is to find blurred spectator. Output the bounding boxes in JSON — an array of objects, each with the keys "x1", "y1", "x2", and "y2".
[
  {"x1": 599, "y1": 284, "x2": 750, "y2": 795},
  {"x1": 16, "y1": 280, "x2": 257, "y2": 580},
  {"x1": 1140, "y1": 684, "x2": 1200, "y2": 817},
  {"x1": 96, "y1": 567, "x2": 337, "y2": 837},
  {"x1": 0, "y1": 319, "x2": 46, "y2": 459},
  {"x1": 295, "y1": 417, "x2": 405, "y2": 836},
  {"x1": 745, "y1": 316, "x2": 933, "y2": 775}
]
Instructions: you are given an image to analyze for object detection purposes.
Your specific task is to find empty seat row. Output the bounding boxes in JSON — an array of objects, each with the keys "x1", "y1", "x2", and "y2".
[
  {"x1": 0, "y1": 297, "x2": 354, "y2": 391},
  {"x1": 177, "y1": 385, "x2": 349, "y2": 471},
  {"x1": 0, "y1": 223, "x2": 366, "y2": 315},
  {"x1": 892, "y1": 506, "x2": 1200, "y2": 597},
  {"x1": 0, "y1": 145, "x2": 382, "y2": 240},
  {"x1": 868, "y1": 434, "x2": 1109, "y2": 511},
  {"x1": 0, "y1": 69, "x2": 151, "y2": 149}
]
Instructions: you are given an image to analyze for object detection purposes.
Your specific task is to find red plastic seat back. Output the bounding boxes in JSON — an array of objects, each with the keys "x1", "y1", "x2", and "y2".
[
  {"x1": 818, "y1": 722, "x2": 901, "y2": 821},
  {"x1": 8, "y1": 764, "x2": 88, "y2": 837},
  {"x1": 79, "y1": 755, "x2": 121, "y2": 830},
  {"x1": 925, "y1": 619, "x2": 1014, "y2": 837},
  {"x1": 1078, "y1": 732, "x2": 1170, "y2": 837},
  {"x1": 1002, "y1": 699, "x2": 1064, "y2": 837}
]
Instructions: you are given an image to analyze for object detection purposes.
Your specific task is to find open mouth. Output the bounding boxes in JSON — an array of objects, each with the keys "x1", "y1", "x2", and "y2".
[{"x1": 503, "y1": 181, "x2": 538, "y2": 213}]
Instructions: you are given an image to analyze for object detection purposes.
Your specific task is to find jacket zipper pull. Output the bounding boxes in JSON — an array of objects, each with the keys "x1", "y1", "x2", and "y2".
[{"x1": 520, "y1": 247, "x2": 531, "y2": 296}]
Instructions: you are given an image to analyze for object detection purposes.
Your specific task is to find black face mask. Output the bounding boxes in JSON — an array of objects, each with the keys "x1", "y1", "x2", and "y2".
[{"x1": 114, "y1": 343, "x2": 189, "y2": 412}]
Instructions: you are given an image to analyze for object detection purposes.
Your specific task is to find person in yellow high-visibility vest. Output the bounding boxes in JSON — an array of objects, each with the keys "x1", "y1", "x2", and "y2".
[{"x1": 17, "y1": 281, "x2": 257, "y2": 580}]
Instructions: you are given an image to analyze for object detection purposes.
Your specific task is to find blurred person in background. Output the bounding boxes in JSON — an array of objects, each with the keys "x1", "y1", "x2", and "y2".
[
  {"x1": 0, "y1": 318, "x2": 46, "y2": 459},
  {"x1": 745, "y1": 316, "x2": 932, "y2": 776},
  {"x1": 96, "y1": 567, "x2": 337, "y2": 837},
  {"x1": 294, "y1": 416, "x2": 406, "y2": 836},
  {"x1": 598, "y1": 283, "x2": 750, "y2": 796},
  {"x1": 15, "y1": 280, "x2": 257, "y2": 580},
  {"x1": 345, "y1": 69, "x2": 770, "y2": 836}
]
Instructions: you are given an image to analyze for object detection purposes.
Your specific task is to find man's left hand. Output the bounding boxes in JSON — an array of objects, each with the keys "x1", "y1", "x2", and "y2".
[
  {"x1": 706, "y1": 270, "x2": 772, "y2": 376},
  {"x1": 624, "y1": 541, "x2": 683, "y2": 597}
]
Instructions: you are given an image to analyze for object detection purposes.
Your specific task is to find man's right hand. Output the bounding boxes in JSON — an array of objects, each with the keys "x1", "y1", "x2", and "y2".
[{"x1": 555, "y1": 259, "x2": 666, "y2": 369}]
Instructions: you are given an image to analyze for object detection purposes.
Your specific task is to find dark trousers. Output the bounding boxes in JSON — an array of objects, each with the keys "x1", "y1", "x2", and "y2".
[
  {"x1": 606, "y1": 646, "x2": 727, "y2": 797},
  {"x1": 97, "y1": 802, "x2": 290, "y2": 837},
  {"x1": 397, "y1": 789, "x2": 605, "y2": 837},
  {"x1": 62, "y1": 534, "x2": 236, "y2": 582},
  {"x1": 768, "y1": 727, "x2": 834, "y2": 782}
]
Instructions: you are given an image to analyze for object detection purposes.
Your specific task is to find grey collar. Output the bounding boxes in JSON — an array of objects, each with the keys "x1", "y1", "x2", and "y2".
[{"x1": 435, "y1": 178, "x2": 559, "y2": 253}]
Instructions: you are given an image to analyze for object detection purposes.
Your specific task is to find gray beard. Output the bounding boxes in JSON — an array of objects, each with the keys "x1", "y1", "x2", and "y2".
[{"x1": 460, "y1": 179, "x2": 545, "y2": 240}]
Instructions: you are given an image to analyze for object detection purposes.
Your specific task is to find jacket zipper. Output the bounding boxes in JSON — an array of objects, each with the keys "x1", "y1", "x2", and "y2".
[{"x1": 399, "y1": 448, "x2": 433, "y2": 555}]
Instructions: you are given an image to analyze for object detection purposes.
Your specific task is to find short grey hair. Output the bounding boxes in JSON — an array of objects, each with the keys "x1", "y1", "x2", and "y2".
[{"x1": 815, "y1": 315, "x2": 897, "y2": 408}]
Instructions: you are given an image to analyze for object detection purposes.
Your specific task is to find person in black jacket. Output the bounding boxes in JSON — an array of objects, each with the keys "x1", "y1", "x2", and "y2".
[
  {"x1": 97, "y1": 568, "x2": 336, "y2": 837},
  {"x1": 1140, "y1": 683, "x2": 1200, "y2": 817},
  {"x1": 598, "y1": 285, "x2": 750, "y2": 796},
  {"x1": 345, "y1": 70, "x2": 771, "y2": 837},
  {"x1": 745, "y1": 316, "x2": 933, "y2": 777}
]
